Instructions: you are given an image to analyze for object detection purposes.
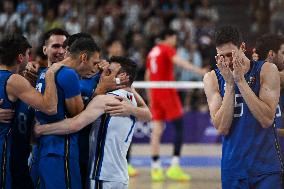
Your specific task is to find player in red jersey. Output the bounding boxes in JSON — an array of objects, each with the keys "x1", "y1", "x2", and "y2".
[{"x1": 145, "y1": 29, "x2": 207, "y2": 181}]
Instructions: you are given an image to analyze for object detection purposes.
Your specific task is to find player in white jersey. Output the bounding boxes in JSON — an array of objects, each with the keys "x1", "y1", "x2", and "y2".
[{"x1": 34, "y1": 56, "x2": 144, "y2": 189}]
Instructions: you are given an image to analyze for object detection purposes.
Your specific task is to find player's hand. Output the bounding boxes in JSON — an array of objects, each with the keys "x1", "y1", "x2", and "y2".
[
  {"x1": 0, "y1": 99, "x2": 14, "y2": 123},
  {"x1": 105, "y1": 96, "x2": 133, "y2": 116},
  {"x1": 33, "y1": 120, "x2": 42, "y2": 137},
  {"x1": 25, "y1": 61, "x2": 40, "y2": 73},
  {"x1": 94, "y1": 64, "x2": 129, "y2": 95},
  {"x1": 215, "y1": 54, "x2": 234, "y2": 85},
  {"x1": 23, "y1": 61, "x2": 40, "y2": 87},
  {"x1": 48, "y1": 63, "x2": 64, "y2": 74},
  {"x1": 232, "y1": 50, "x2": 246, "y2": 83},
  {"x1": 84, "y1": 60, "x2": 109, "y2": 78}
]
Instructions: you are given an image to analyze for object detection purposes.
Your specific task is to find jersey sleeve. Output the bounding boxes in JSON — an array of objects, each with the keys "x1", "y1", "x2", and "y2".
[{"x1": 57, "y1": 68, "x2": 81, "y2": 99}]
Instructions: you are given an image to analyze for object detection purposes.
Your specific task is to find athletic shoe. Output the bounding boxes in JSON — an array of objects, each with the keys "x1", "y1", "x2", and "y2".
[
  {"x1": 151, "y1": 168, "x2": 165, "y2": 182},
  {"x1": 166, "y1": 165, "x2": 191, "y2": 181},
  {"x1": 128, "y1": 164, "x2": 138, "y2": 177}
]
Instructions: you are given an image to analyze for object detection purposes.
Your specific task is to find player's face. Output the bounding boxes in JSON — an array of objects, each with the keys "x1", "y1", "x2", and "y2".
[
  {"x1": 216, "y1": 42, "x2": 239, "y2": 70},
  {"x1": 43, "y1": 35, "x2": 67, "y2": 64},
  {"x1": 107, "y1": 62, "x2": 121, "y2": 76},
  {"x1": 79, "y1": 51, "x2": 101, "y2": 77}
]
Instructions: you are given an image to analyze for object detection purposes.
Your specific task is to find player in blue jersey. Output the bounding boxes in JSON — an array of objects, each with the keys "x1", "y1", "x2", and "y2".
[
  {"x1": 203, "y1": 26, "x2": 282, "y2": 189},
  {"x1": 34, "y1": 56, "x2": 150, "y2": 189},
  {"x1": 253, "y1": 34, "x2": 284, "y2": 151},
  {"x1": 63, "y1": 33, "x2": 151, "y2": 188},
  {"x1": 26, "y1": 28, "x2": 70, "y2": 189},
  {"x1": 0, "y1": 34, "x2": 60, "y2": 189},
  {"x1": 35, "y1": 37, "x2": 104, "y2": 189}
]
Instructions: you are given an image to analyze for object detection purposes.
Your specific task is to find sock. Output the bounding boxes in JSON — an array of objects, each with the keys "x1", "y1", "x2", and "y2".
[
  {"x1": 171, "y1": 156, "x2": 180, "y2": 166},
  {"x1": 151, "y1": 155, "x2": 161, "y2": 169}
]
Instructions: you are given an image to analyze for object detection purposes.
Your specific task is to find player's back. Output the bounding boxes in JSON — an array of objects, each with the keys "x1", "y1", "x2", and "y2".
[
  {"x1": 35, "y1": 66, "x2": 80, "y2": 159},
  {"x1": 0, "y1": 70, "x2": 14, "y2": 133},
  {"x1": 215, "y1": 60, "x2": 282, "y2": 178},
  {"x1": 146, "y1": 43, "x2": 176, "y2": 81},
  {"x1": 0, "y1": 70, "x2": 14, "y2": 189},
  {"x1": 89, "y1": 89, "x2": 137, "y2": 184},
  {"x1": 10, "y1": 100, "x2": 35, "y2": 188}
]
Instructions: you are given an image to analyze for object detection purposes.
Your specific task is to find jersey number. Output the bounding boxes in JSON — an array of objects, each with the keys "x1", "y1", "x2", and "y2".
[
  {"x1": 148, "y1": 47, "x2": 161, "y2": 74},
  {"x1": 36, "y1": 83, "x2": 42, "y2": 93},
  {"x1": 234, "y1": 94, "x2": 243, "y2": 117},
  {"x1": 17, "y1": 113, "x2": 27, "y2": 134}
]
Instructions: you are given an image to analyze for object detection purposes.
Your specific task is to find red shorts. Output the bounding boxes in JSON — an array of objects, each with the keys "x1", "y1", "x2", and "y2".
[{"x1": 150, "y1": 89, "x2": 183, "y2": 121}]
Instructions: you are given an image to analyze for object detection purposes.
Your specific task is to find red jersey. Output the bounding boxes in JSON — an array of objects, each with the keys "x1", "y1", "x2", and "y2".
[{"x1": 146, "y1": 43, "x2": 176, "y2": 81}]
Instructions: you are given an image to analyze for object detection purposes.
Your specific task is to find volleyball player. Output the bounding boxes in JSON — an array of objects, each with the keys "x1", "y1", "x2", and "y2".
[{"x1": 204, "y1": 26, "x2": 282, "y2": 189}]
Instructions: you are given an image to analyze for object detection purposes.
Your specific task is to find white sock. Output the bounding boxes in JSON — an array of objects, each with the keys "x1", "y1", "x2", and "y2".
[
  {"x1": 152, "y1": 160, "x2": 162, "y2": 169},
  {"x1": 171, "y1": 156, "x2": 180, "y2": 166}
]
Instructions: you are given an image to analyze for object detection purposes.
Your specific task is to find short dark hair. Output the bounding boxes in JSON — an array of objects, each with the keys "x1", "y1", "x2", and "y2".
[
  {"x1": 215, "y1": 26, "x2": 241, "y2": 47},
  {"x1": 69, "y1": 38, "x2": 100, "y2": 59},
  {"x1": 109, "y1": 56, "x2": 137, "y2": 86},
  {"x1": 0, "y1": 34, "x2": 31, "y2": 66},
  {"x1": 63, "y1": 32, "x2": 93, "y2": 48},
  {"x1": 255, "y1": 34, "x2": 284, "y2": 60},
  {"x1": 42, "y1": 28, "x2": 69, "y2": 45},
  {"x1": 159, "y1": 29, "x2": 177, "y2": 40}
]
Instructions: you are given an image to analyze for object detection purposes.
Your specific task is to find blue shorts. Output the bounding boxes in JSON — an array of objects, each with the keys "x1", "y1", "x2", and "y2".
[
  {"x1": 38, "y1": 154, "x2": 82, "y2": 189},
  {"x1": 222, "y1": 173, "x2": 282, "y2": 189},
  {"x1": 0, "y1": 131, "x2": 12, "y2": 189},
  {"x1": 29, "y1": 146, "x2": 40, "y2": 189}
]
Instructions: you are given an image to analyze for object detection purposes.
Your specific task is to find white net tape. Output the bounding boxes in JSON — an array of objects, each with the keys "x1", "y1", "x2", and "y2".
[{"x1": 132, "y1": 81, "x2": 204, "y2": 89}]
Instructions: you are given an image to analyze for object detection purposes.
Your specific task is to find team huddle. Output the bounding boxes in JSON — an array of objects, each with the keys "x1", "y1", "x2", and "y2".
[
  {"x1": 0, "y1": 25, "x2": 284, "y2": 189},
  {"x1": 0, "y1": 29, "x2": 151, "y2": 189}
]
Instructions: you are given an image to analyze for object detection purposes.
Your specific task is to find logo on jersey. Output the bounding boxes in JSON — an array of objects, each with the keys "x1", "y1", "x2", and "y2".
[
  {"x1": 127, "y1": 94, "x2": 133, "y2": 102},
  {"x1": 248, "y1": 76, "x2": 256, "y2": 86}
]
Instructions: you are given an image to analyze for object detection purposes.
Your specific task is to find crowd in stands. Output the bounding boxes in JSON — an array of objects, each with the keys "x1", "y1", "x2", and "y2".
[{"x1": 1, "y1": 0, "x2": 283, "y2": 111}]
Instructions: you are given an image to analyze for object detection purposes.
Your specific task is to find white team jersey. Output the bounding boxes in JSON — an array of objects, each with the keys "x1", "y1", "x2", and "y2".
[{"x1": 88, "y1": 89, "x2": 137, "y2": 184}]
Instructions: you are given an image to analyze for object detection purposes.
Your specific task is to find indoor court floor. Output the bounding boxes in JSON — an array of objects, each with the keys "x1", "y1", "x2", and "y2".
[{"x1": 128, "y1": 144, "x2": 222, "y2": 189}]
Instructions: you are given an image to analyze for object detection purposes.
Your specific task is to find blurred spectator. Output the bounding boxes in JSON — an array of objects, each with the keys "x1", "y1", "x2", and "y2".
[
  {"x1": 0, "y1": 0, "x2": 21, "y2": 34},
  {"x1": 176, "y1": 42, "x2": 203, "y2": 82},
  {"x1": 270, "y1": 0, "x2": 284, "y2": 34},
  {"x1": 195, "y1": 0, "x2": 219, "y2": 23},
  {"x1": 170, "y1": 11, "x2": 196, "y2": 43},
  {"x1": 65, "y1": 11, "x2": 81, "y2": 34},
  {"x1": 123, "y1": 0, "x2": 142, "y2": 30},
  {"x1": 44, "y1": 9, "x2": 63, "y2": 31},
  {"x1": 24, "y1": 19, "x2": 41, "y2": 57}
]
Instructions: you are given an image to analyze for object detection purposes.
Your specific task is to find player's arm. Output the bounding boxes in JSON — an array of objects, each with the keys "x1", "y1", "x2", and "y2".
[
  {"x1": 203, "y1": 71, "x2": 235, "y2": 135},
  {"x1": 57, "y1": 68, "x2": 84, "y2": 117},
  {"x1": 34, "y1": 95, "x2": 118, "y2": 135},
  {"x1": 7, "y1": 69, "x2": 58, "y2": 115},
  {"x1": 236, "y1": 62, "x2": 280, "y2": 128},
  {"x1": 279, "y1": 70, "x2": 284, "y2": 89},
  {"x1": 105, "y1": 87, "x2": 152, "y2": 121},
  {"x1": 172, "y1": 55, "x2": 207, "y2": 76},
  {"x1": 0, "y1": 99, "x2": 14, "y2": 123},
  {"x1": 94, "y1": 63, "x2": 128, "y2": 96}
]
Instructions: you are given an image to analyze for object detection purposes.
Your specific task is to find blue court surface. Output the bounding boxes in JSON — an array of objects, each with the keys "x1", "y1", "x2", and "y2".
[{"x1": 131, "y1": 156, "x2": 221, "y2": 168}]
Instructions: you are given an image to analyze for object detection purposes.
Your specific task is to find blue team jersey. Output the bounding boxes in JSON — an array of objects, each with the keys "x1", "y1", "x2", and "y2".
[
  {"x1": 78, "y1": 73, "x2": 101, "y2": 161},
  {"x1": 215, "y1": 60, "x2": 283, "y2": 179},
  {"x1": 0, "y1": 70, "x2": 14, "y2": 133},
  {"x1": 35, "y1": 66, "x2": 81, "y2": 159},
  {"x1": 80, "y1": 73, "x2": 100, "y2": 105},
  {"x1": 10, "y1": 100, "x2": 35, "y2": 188},
  {"x1": 0, "y1": 70, "x2": 14, "y2": 189}
]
